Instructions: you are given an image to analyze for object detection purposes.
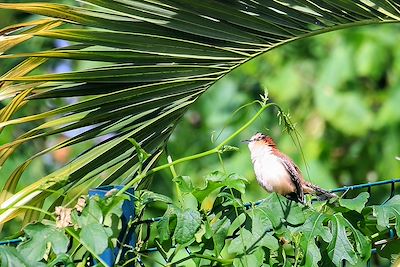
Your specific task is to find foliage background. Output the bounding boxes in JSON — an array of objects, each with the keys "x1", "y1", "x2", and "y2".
[{"x1": 1, "y1": 0, "x2": 400, "y2": 236}]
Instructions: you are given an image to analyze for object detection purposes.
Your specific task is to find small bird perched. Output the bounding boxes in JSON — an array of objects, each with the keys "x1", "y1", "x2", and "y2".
[{"x1": 244, "y1": 133, "x2": 336, "y2": 204}]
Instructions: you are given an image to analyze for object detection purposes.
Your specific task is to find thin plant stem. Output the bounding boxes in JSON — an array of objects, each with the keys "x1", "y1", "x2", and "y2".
[
  {"x1": 117, "y1": 101, "x2": 279, "y2": 196},
  {"x1": 167, "y1": 154, "x2": 183, "y2": 205},
  {"x1": 167, "y1": 252, "x2": 232, "y2": 266}
]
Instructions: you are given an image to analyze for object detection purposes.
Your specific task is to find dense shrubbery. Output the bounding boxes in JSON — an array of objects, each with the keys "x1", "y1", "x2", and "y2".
[{"x1": 2, "y1": 171, "x2": 400, "y2": 266}]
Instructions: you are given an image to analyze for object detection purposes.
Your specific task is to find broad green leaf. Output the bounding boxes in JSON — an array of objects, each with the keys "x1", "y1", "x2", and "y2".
[
  {"x1": 17, "y1": 223, "x2": 68, "y2": 262},
  {"x1": 377, "y1": 239, "x2": 400, "y2": 260},
  {"x1": 157, "y1": 205, "x2": 175, "y2": 242},
  {"x1": 0, "y1": 246, "x2": 43, "y2": 267},
  {"x1": 73, "y1": 197, "x2": 103, "y2": 227},
  {"x1": 233, "y1": 248, "x2": 264, "y2": 267},
  {"x1": 79, "y1": 223, "x2": 113, "y2": 255},
  {"x1": 294, "y1": 212, "x2": 332, "y2": 267},
  {"x1": 96, "y1": 195, "x2": 126, "y2": 218},
  {"x1": 211, "y1": 217, "x2": 231, "y2": 255},
  {"x1": 373, "y1": 195, "x2": 400, "y2": 234},
  {"x1": 304, "y1": 240, "x2": 322, "y2": 267},
  {"x1": 228, "y1": 228, "x2": 253, "y2": 255},
  {"x1": 157, "y1": 216, "x2": 170, "y2": 243},
  {"x1": 335, "y1": 213, "x2": 371, "y2": 261},
  {"x1": 339, "y1": 192, "x2": 369, "y2": 213},
  {"x1": 227, "y1": 213, "x2": 246, "y2": 236},
  {"x1": 173, "y1": 176, "x2": 194, "y2": 193},
  {"x1": 174, "y1": 208, "x2": 202, "y2": 245},
  {"x1": 250, "y1": 212, "x2": 279, "y2": 251},
  {"x1": 182, "y1": 193, "x2": 198, "y2": 210},
  {"x1": 228, "y1": 210, "x2": 278, "y2": 256},
  {"x1": 257, "y1": 193, "x2": 306, "y2": 229},
  {"x1": 194, "y1": 171, "x2": 248, "y2": 202},
  {"x1": 223, "y1": 173, "x2": 248, "y2": 194},
  {"x1": 326, "y1": 214, "x2": 357, "y2": 265}
]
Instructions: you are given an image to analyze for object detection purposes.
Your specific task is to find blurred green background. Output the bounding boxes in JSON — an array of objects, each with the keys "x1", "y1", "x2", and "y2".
[
  {"x1": 162, "y1": 23, "x2": 400, "y2": 204},
  {"x1": 1, "y1": 7, "x2": 399, "y2": 208}
]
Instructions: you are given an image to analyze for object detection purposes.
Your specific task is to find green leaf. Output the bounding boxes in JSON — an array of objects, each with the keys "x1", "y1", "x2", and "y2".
[
  {"x1": 182, "y1": 193, "x2": 198, "y2": 210},
  {"x1": 233, "y1": 248, "x2": 264, "y2": 267},
  {"x1": 194, "y1": 171, "x2": 248, "y2": 202},
  {"x1": 228, "y1": 228, "x2": 253, "y2": 255},
  {"x1": 257, "y1": 193, "x2": 306, "y2": 229},
  {"x1": 335, "y1": 214, "x2": 371, "y2": 261},
  {"x1": 295, "y1": 212, "x2": 332, "y2": 267},
  {"x1": 224, "y1": 173, "x2": 248, "y2": 194},
  {"x1": 228, "y1": 210, "x2": 278, "y2": 256},
  {"x1": 139, "y1": 190, "x2": 173, "y2": 205},
  {"x1": 251, "y1": 212, "x2": 279, "y2": 251},
  {"x1": 97, "y1": 195, "x2": 126, "y2": 218},
  {"x1": 304, "y1": 240, "x2": 322, "y2": 267},
  {"x1": 211, "y1": 217, "x2": 231, "y2": 255},
  {"x1": 17, "y1": 223, "x2": 68, "y2": 262},
  {"x1": 373, "y1": 195, "x2": 400, "y2": 234},
  {"x1": 377, "y1": 239, "x2": 400, "y2": 260},
  {"x1": 79, "y1": 223, "x2": 113, "y2": 255},
  {"x1": 326, "y1": 214, "x2": 359, "y2": 265},
  {"x1": 227, "y1": 213, "x2": 246, "y2": 236},
  {"x1": 173, "y1": 176, "x2": 194, "y2": 193},
  {"x1": 339, "y1": 192, "x2": 369, "y2": 213},
  {"x1": 157, "y1": 205, "x2": 178, "y2": 242},
  {"x1": 0, "y1": 246, "x2": 43, "y2": 267},
  {"x1": 73, "y1": 197, "x2": 103, "y2": 227},
  {"x1": 174, "y1": 208, "x2": 202, "y2": 245}
]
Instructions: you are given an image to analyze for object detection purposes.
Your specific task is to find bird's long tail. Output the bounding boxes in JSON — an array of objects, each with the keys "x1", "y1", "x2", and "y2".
[{"x1": 304, "y1": 182, "x2": 337, "y2": 201}]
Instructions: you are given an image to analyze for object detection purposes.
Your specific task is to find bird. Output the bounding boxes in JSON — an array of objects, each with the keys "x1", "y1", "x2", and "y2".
[{"x1": 244, "y1": 132, "x2": 336, "y2": 204}]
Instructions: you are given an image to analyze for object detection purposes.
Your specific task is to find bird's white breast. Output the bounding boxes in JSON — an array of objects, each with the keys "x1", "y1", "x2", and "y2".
[{"x1": 249, "y1": 144, "x2": 295, "y2": 195}]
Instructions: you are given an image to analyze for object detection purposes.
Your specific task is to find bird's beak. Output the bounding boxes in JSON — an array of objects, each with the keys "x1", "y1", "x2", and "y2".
[{"x1": 241, "y1": 139, "x2": 251, "y2": 144}]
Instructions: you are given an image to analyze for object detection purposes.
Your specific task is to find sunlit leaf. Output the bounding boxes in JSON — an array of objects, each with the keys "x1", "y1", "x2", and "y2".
[
  {"x1": 373, "y1": 195, "x2": 400, "y2": 234},
  {"x1": 326, "y1": 214, "x2": 357, "y2": 265},
  {"x1": 79, "y1": 223, "x2": 113, "y2": 255},
  {"x1": 294, "y1": 212, "x2": 332, "y2": 266},
  {"x1": 339, "y1": 192, "x2": 369, "y2": 213},
  {"x1": 0, "y1": 246, "x2": 43, "y2": 267},
  {"x1": 17, "y1": 223, "x2": 69, "y2": 262},
  {"x1": 174, "y1": 208, "x2": 202, "y2": 245}
]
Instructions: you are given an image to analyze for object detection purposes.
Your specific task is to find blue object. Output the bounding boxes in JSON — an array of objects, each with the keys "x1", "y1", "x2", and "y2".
[
  {"x1": 0, "y1": 238, "x2": 23, "y2": 246},
  {"x1": 89, "y1": 185, "x2": 136, "y2": 266}
]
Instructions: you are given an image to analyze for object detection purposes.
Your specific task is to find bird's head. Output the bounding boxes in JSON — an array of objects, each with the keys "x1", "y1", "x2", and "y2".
[{"x1": 243, "y1": 133, "x2": 276, "y2": 150}]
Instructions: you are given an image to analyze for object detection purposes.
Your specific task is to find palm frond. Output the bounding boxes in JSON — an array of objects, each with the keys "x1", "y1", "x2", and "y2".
[{"x1": 1, "y1": 0, "x2": 399, "y2": 223}]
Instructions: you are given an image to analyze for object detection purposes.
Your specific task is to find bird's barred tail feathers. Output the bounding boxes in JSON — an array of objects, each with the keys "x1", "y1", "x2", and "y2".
[{"x1": 305, "y1": 182, "x2": 337, "y2": 201}]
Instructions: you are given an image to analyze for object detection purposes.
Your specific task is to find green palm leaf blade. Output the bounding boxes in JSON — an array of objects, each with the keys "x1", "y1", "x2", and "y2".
[{"x1": 0, "y1": 1, "x2": 399, "y2": 224}]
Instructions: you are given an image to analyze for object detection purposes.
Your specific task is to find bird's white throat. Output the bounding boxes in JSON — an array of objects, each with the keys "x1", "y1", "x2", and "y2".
[{"x1": 248, "y1": 143, "x2": 273, "y2": 163}]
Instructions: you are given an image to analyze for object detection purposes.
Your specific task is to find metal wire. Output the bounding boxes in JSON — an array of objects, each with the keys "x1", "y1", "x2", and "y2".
[
  {"x1": 0, "y1": 238, "x2": 23, "y2": 246},
  {"x1": 330, "y1": 178, "x2": 400, "y2": 193}
]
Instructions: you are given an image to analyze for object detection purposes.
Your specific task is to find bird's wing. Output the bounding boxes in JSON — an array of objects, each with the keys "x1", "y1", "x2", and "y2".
[{"x1": 277, "y1": 152, "x2": 305, "y2": 203}]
